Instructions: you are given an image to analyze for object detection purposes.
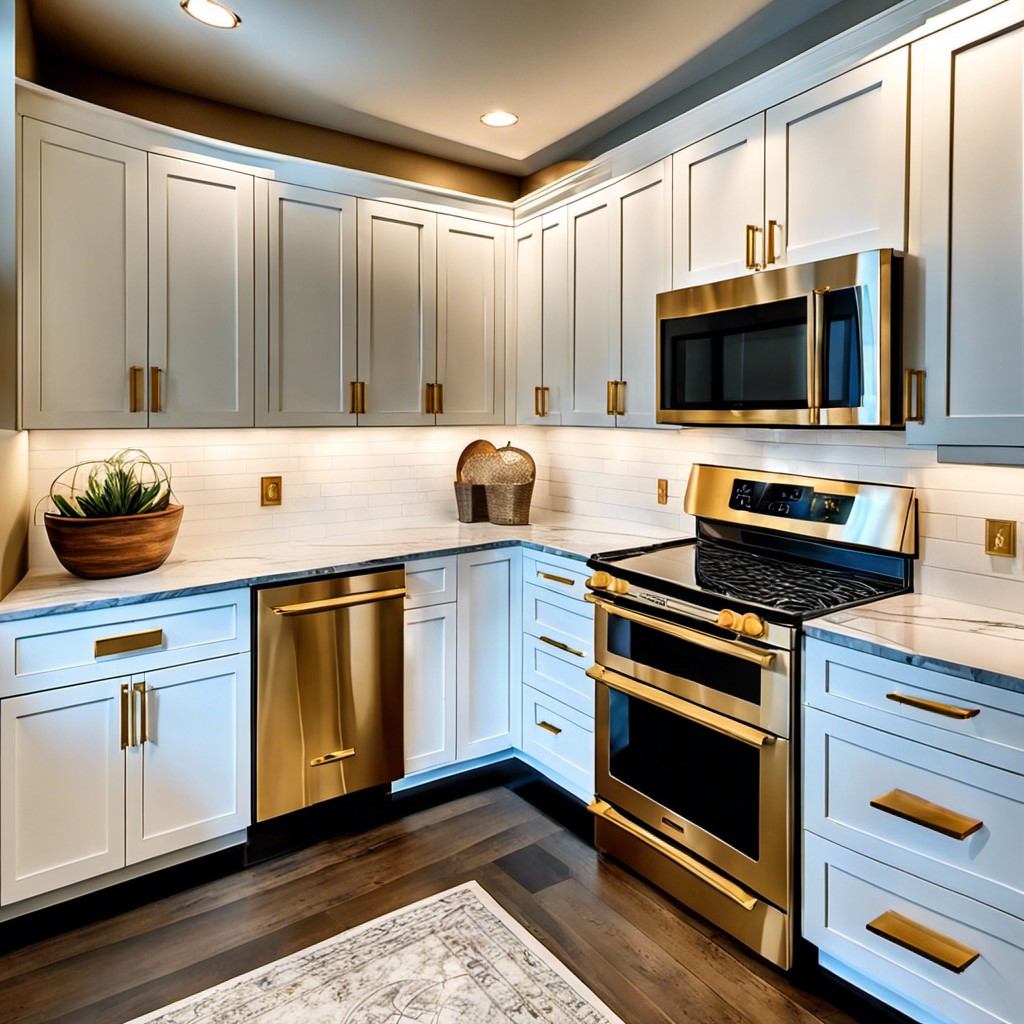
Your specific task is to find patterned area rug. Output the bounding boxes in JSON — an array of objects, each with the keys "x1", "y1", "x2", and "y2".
[{"x1": 127, "y1": 881, "x2": 625, "y2": 1023}]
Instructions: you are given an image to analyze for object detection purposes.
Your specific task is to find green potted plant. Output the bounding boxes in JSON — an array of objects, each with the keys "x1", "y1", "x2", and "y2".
[{"x1": 42, "y1": 448, "x2": 183, "y2": 579}]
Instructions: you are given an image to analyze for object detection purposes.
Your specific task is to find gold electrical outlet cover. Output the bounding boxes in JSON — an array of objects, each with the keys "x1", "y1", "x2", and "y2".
[
  {"x1": 261, "y1": 476, "x2": 283, "y2": 507},
  {"x1": 985, "y1": 519, "x2": 1016, "y2": 558},
  {"x1": 657, "y1": 479, "x2": 669, "y2": 505}
]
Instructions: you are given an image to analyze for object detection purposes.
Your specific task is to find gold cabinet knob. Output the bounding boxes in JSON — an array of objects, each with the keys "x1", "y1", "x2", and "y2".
[
  {"x1": 716, "y1": 608, "x2": 741, "y2": 631},
  {"x1": 740, "y1": 613, "x2": 766, "y2": 638},
  {"x1": 608, "y1": 577, "x2": 629, "y2": 596},
  {"x1": 587, "y1": 572, "x2": 612, "y2": 590}
]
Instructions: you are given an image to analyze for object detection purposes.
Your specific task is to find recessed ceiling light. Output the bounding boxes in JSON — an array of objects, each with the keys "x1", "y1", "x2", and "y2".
[
  {"x1": 480, "y1": 111, "x2": 519, "y2": 128},
  {"x1": 180, "y1": 0, "x2": 241, "y2": 29}
]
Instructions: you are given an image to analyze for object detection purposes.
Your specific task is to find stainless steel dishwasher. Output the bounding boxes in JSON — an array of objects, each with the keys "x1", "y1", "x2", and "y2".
[{"x1": 254, "y1": 566, "x2": 405, "y2": 822}]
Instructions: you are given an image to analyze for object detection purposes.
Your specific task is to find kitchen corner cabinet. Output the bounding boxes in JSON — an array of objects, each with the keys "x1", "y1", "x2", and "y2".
[
  {"x1": 514, "y1": 210, "x2": 569, "y2": 425},
  {"x1": 258, "y1": 182, "x2": 358, "y2": 426},
  {"x1": 564, "y1": 159, "x2": 671, "y2": 428},
  {"x1": 907, "y1": 1, "x2": 1024, "y2": 457}
]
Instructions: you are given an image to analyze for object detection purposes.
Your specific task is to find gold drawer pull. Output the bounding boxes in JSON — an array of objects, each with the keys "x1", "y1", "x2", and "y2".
[
  {"x1": 133, "y1": 681, "x2": 149, "y2": 744},
  {"x1": 870, "y1": 789, "x2": 983, "y2": 841},
  {"x1": 95, "y1": 628, "x2": 164, "y2": 659},
  {"x1": 120, "y1": 683, "x2": 131, "y2": 750},
  {"x1": 539, "y1": 635, "x2": 584, "y2": 658},
  {"x1": 150, "y1": 366, "x2": 163, "y2": 413},
  {"x1": 310, "y1": 747, "x2": 355, "y2": 767},
  {"x1": 129, "y1": 365, "x2": 144, "y2": 413},
  {"x1": 886, "y1": 692, "x2": 980, "y2": 720},
  {"x1": 537, "y1": 571, "x2": 575, "y2": 587},
  {"x1": 867, "y1": 910, "x2": 980, "y2": 973},
  {"x1": 537, "y1": 720, "x2": 562, "y2": 736}
]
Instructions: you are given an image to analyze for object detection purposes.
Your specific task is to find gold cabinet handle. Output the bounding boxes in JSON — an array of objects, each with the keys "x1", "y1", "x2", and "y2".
[
  {"x1": 744, "y1": 224, "x2": 757, "y2": 270},
  {"x1": 870, "y1": 789, "x2": 983, "y2": 841},
  {"x1": 589, "y1": 799, "x2": 758, "y2": 910},
  {"x1": 534, "y1": 385, "x2": 550, "y2": 418},
  {"x1": 886, "y1": 692, "x2": 980, "y2": 720},
  {"x1": 129, "y1": 365, "x2": 144, "y2": 413},
  {"x1": 120, "y1": 683, "x2": 131, "y2": 751},
  {"x1": 539, "y1": 635, "x2": 585, "y2": 658},
  {"x1": 425, "y1": 382, "x2": 434, "y2": 415},
  {"x1": 310, "y1": 747, "x2": 355, "y2": 767},
  {"x1": 614, "y1": 380, "x2": 626, "y2": 416},
  {"x1": 537, "y1": 570, "x2": 574, "y2": 587},
  {"x1": 95, "y1": 628, "x2": 164, "y2": 659},
  {"x1": 588, "y1": 664, "x2": 775, "y2": 748},
  {"x1": 537, "y1": 720, "x2": 562, "y2": 736},
  {"x1": 133, "y1": 681, "x2": 149, "y2": 744},
  {"x1": 866, "y1": 910, "x2": 980, "y2": 973},
  {"x1": 349, "y1": 380, "x2": 366, "y2": 415},
  {"x1": 150, "y1": 366, "x2": 163, "y2": 413},
  {"x1": 606, "y1": 380, "x2": 617, "y2": 416},
  {"x1": 271, "y1": 587, "x2": 407, "y2": 616},
  {"x1": 765, "y1": 219, "x2": 781, "y2": 265},
  {"x1": 904, "y1": 368, "x2": 926, "y2": 424}
]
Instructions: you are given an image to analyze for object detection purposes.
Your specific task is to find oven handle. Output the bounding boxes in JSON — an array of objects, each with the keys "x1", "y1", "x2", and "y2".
[
  {"x1": 587, "y1": 664, "x2": 776, "y2": 749},
  {"x1": 588, "y1": 799, "x2": 759, "y2": 911},
  {"x1": 585, "y1": 593, "x2": 776, "y2": 668}
]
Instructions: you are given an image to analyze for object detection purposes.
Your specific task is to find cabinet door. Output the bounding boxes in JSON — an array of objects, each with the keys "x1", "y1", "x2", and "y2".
[
  {"x1": 0, "y1": 678, "x2": 126, "y2": 904},
  {"x1": 909, "y1": 2, "x2": 1024, "y2": 452},
  {"x1": 436, "y1": 215, "x2": 505, "y2": 425},
  {"x1": 148, "y1": 155, "x2": 255, "y2": 427},
  {"x1": 456, "y1": 549, "x2": 521, "y2": 760},
  {"x1": 356, "y1": 199, "x2": 437, "y2": 425},
  {"x1": 564, "y1": 187, "x2": 619, "y2": 426},
  {"x1": 125, "y1": 654, "x2": 250, "y2": 864},
  {"x1": 764, "y1": 49, "x2": 908, "y2": 268},
  {"x1": 616, "y1": 160, "x2": 672, "y2": 429},
  {"x1": 672, "y1": 114, "x2": 764, "y2": 288},
  {"x1": 259, "y1": 182, "x2": 357, "y2": 426},
  {"x1": 21, "y1": 120, "x2": 148, "y2": 428},
  {"x1": 404, "y1": 603, "x2": 457, "y2": 774}
]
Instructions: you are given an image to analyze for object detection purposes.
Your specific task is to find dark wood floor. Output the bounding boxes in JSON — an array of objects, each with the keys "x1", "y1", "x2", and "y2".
[{"x1": 0, "y1": 785, "x2": 862, "y2": 1024}]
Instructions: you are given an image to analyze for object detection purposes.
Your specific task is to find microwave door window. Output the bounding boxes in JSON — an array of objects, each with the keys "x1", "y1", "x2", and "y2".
[{"x1": 823, "y1": 286, "x2": 864, "y2": 408}]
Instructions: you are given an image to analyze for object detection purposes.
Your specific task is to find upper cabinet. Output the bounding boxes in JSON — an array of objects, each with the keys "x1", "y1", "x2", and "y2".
[
  {"x1": 907, "y1": 1, "x2": 1024, "y2": 458},
  {"x1": 672, "y1": 51, "x2": 907, "y2": 289}
]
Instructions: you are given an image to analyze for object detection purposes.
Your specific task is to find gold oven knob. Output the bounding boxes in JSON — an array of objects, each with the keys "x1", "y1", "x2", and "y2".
[
  {"x1": 740, "y1": 613, "x2": 766, "y2": 638},
  {"x1": 608, "y1": 577, "x2": 629, "y2": 596},
  {"x1": 587, "y1": 571, "x2": 612, "y2": 590},
  {"x1": 716, "y1": 608, "x2": 741, "y2": 631}
]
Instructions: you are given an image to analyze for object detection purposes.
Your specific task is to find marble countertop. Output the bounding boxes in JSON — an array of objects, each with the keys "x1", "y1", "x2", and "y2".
[
  {"x1": 0, "y1": 511, "x2": 682, "y2": 622},
  {"x1": 805, "y1": 593, "x2": 1024, "y2": 694}
]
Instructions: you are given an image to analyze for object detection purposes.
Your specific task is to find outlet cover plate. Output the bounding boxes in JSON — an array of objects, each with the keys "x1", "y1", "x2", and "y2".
[
  {"x1": 261, "y1": 476, "x2": 282, "y2": 507},
  {"x1": 985, "y1": 519, "x2": 1016, "y2": 557}
]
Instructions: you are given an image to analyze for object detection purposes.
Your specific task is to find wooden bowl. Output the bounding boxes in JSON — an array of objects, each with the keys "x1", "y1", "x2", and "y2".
[{"x1": 44, "y1": 505, "x2": 184, "y2": 579}]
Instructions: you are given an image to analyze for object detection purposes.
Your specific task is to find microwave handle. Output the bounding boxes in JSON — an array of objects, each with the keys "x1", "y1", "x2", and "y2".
[{"x1": 807, "y1": 287, "x2": 830, "y2": 422}]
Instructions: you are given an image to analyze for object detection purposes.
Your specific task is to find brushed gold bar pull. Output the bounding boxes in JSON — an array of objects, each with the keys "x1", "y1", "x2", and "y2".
[
  {"x1": 95, "y1": 628, "x2": 164, "y2": 659},
  {"x1": 866, "y1": 911, "x2": 980, "y2": 973},
  {"x1": 539, "y1": 635, "x2": 585, "y2": 658},
  {"x1": 129, "y1": 365, "x2": 144, "y2": 413},
  {"x1": 765, "y1": 220, "x2": 780, "y2": 265},
  {"x1": 133, "y1": 681, "x2": 149, "y2": 744},
  {"x1": 870, "y1": 789, "x2": 983, "y2": 841},
  {"x1": 425, "y1": 382, "x2": 434, "y2": 415},
  {"x1": 537, "y1": 720, "x2": 562, "y2": 736},
  {"x1": 150, "y1": 366, "x2": 163, "y2": 413},
  {"x1": 537, "y1": 571, "x2": 574, "y2": 587},
  {"x1": 534, "y1": 385, "x2": 551, "y2": 418},
  {"x1": 589, "y1": 664, "x2": 775, "y2": 748},
  {"x1": 585, "y1": 592, "x2": 776, "y2": 668},
  {"x1": 120, "y1": 683, "x2": 130, "y2": 751},
  {"x1": 540, "y1": 385, "x2": 550, "y2": 417},
  {"x1": 310, "y1": 747, "x2": 355, "y2": 767},
  {"x1": 349, "y1": 380, "x2": 367, "y2": 415},
  {"x1": 589, "y1": 799, "x2": 758, "y2": 910},
  {"x1": 744, "y1": 224, "x2": 757, "y2": 270},
  {"x1": 904, "y1": 368, "x2": 926, "y2": 424},
  {"x1": 434, "y1": 382, "x2": 444, "y2": 415},
  {"x1": 606, "y1": 380, "x2": 617, "y2": 416},
  {"x1": 614, "y1": 380, "x2": 626, "y2": 416},
  {"x1": 271, "y1": 587, "x2": 407, "y2": 616},
  {"x1": 886, "y1": 692, "x2": 980, "y2": 720}
]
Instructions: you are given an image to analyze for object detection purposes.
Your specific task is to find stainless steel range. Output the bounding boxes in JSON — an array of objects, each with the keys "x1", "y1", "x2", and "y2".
[{"x1": 585, "y1": 464, "x2": 917, "y2": 970}]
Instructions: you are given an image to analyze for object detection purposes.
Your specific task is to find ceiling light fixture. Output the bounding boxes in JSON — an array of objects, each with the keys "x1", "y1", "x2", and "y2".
[
  {"x1": 180, "y1": 0, "x2": 242, "y2": 29},
  {"x1": 480, "y1": 111, "x2": 518, "y2": 128}
]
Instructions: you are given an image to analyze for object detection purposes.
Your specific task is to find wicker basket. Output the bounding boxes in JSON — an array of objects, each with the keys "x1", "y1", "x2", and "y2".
[
  {"x1": 454, "y1": 481, "x2": 489, "y2": 523},
  {"x1": 484, "y1": 481, "x2": 534, "y2": 526}
]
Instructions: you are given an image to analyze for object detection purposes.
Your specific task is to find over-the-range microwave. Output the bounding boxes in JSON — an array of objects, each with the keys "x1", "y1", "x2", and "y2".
[{"x1": 656, "y1": 249, "x2": 903, "y2": 427}]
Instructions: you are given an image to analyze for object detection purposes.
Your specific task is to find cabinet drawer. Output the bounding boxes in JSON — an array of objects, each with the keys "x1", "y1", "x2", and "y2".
[
  {"x1": 805, "y1": 707, "x2": 1024, "y2": 920},
  {"x1": 0, "y1": 590, "x2": 250, "y2": 694},
  {"x1": 804, "y1": 833, "x2": 1024, "y2": 1024},
  {"x1": 804, "y1": 637, "x2": 1024, "y2": 775},
  {"x1": 522, "y1": 550, "x2": 591, "y2": 598},
  {"x1": 522, "y1": 583, "x2": 594, "y2": 660},
  {"x1": 523, "y1": 633, "x2": 594, "y2": 716},
  {"x1": 404, "y1": 556, "x2": 457, "y2": 608},
  {"x1": 521, "y1": 685, "x2": 594, "y2": 798}
]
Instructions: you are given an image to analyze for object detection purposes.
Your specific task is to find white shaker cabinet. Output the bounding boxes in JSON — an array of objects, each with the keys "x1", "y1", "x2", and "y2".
[
  {"x1": 148, "y1": 154, "x2": 256, "y2": 427},
  {"x1": 907, "y1": 1, "x2": 1024, "y2": 457},
  {"x1": 436, "y1": 215, "x2": 505, "y2": 425},
  {"x1": 258, "y1": 182, "x2": 358, "y2": 426},
  {"x1": 21, "y1": 120, "x2": 149, "y2": 429},
  {"x1": 404, "y1": 602, "x2": 458, "y2": 775},
  {"x1": 356, "y1": 199, "x2": 437, "y2": 426},
  {"x1": 514, "y1": 210, "x2": 569, "y2": 424}
]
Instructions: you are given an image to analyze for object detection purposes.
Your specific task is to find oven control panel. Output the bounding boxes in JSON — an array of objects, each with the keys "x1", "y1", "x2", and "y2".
[{"x1": 729, "y1": 479, "x2": 854, "y2": 524}]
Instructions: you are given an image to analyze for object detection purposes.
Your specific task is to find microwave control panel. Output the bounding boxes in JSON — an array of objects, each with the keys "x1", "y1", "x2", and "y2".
[{"x1": 729, "y1": 479, "x2": 854, "y2": 524}]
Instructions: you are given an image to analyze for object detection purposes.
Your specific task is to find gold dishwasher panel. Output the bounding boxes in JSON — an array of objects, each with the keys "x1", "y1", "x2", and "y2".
[{"x1": 255, "y1": 568, "x2": 405, "y2": 822}]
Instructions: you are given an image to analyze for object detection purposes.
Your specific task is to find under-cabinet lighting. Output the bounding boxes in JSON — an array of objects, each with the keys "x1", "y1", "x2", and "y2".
[
  {"x1": 180, "y1": 0, "x2": 241, "y2": 29},
  {"x1": 480, "y1": 111, "x2": 518, "y2": 127}
]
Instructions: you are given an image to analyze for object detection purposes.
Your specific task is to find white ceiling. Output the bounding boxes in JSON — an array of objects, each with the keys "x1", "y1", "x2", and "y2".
[{"x1": 29, "y1": 0, "x2": 851, "y2": 175}]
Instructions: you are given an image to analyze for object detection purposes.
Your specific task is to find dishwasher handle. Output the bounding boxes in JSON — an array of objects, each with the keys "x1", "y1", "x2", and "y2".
[{"x1": 270, "y1": 587, "x2": 407, "y2": 616}]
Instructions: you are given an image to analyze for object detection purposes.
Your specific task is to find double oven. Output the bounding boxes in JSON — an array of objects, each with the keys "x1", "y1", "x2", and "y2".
[{"x1": 585, "y1": 465, "x2": 917, "y2": 969}]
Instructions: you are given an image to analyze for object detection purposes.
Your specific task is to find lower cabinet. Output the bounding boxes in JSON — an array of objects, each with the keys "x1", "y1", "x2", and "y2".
[{"x1": 404, "y1": 601, "x2": 457, "y2": 774}]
